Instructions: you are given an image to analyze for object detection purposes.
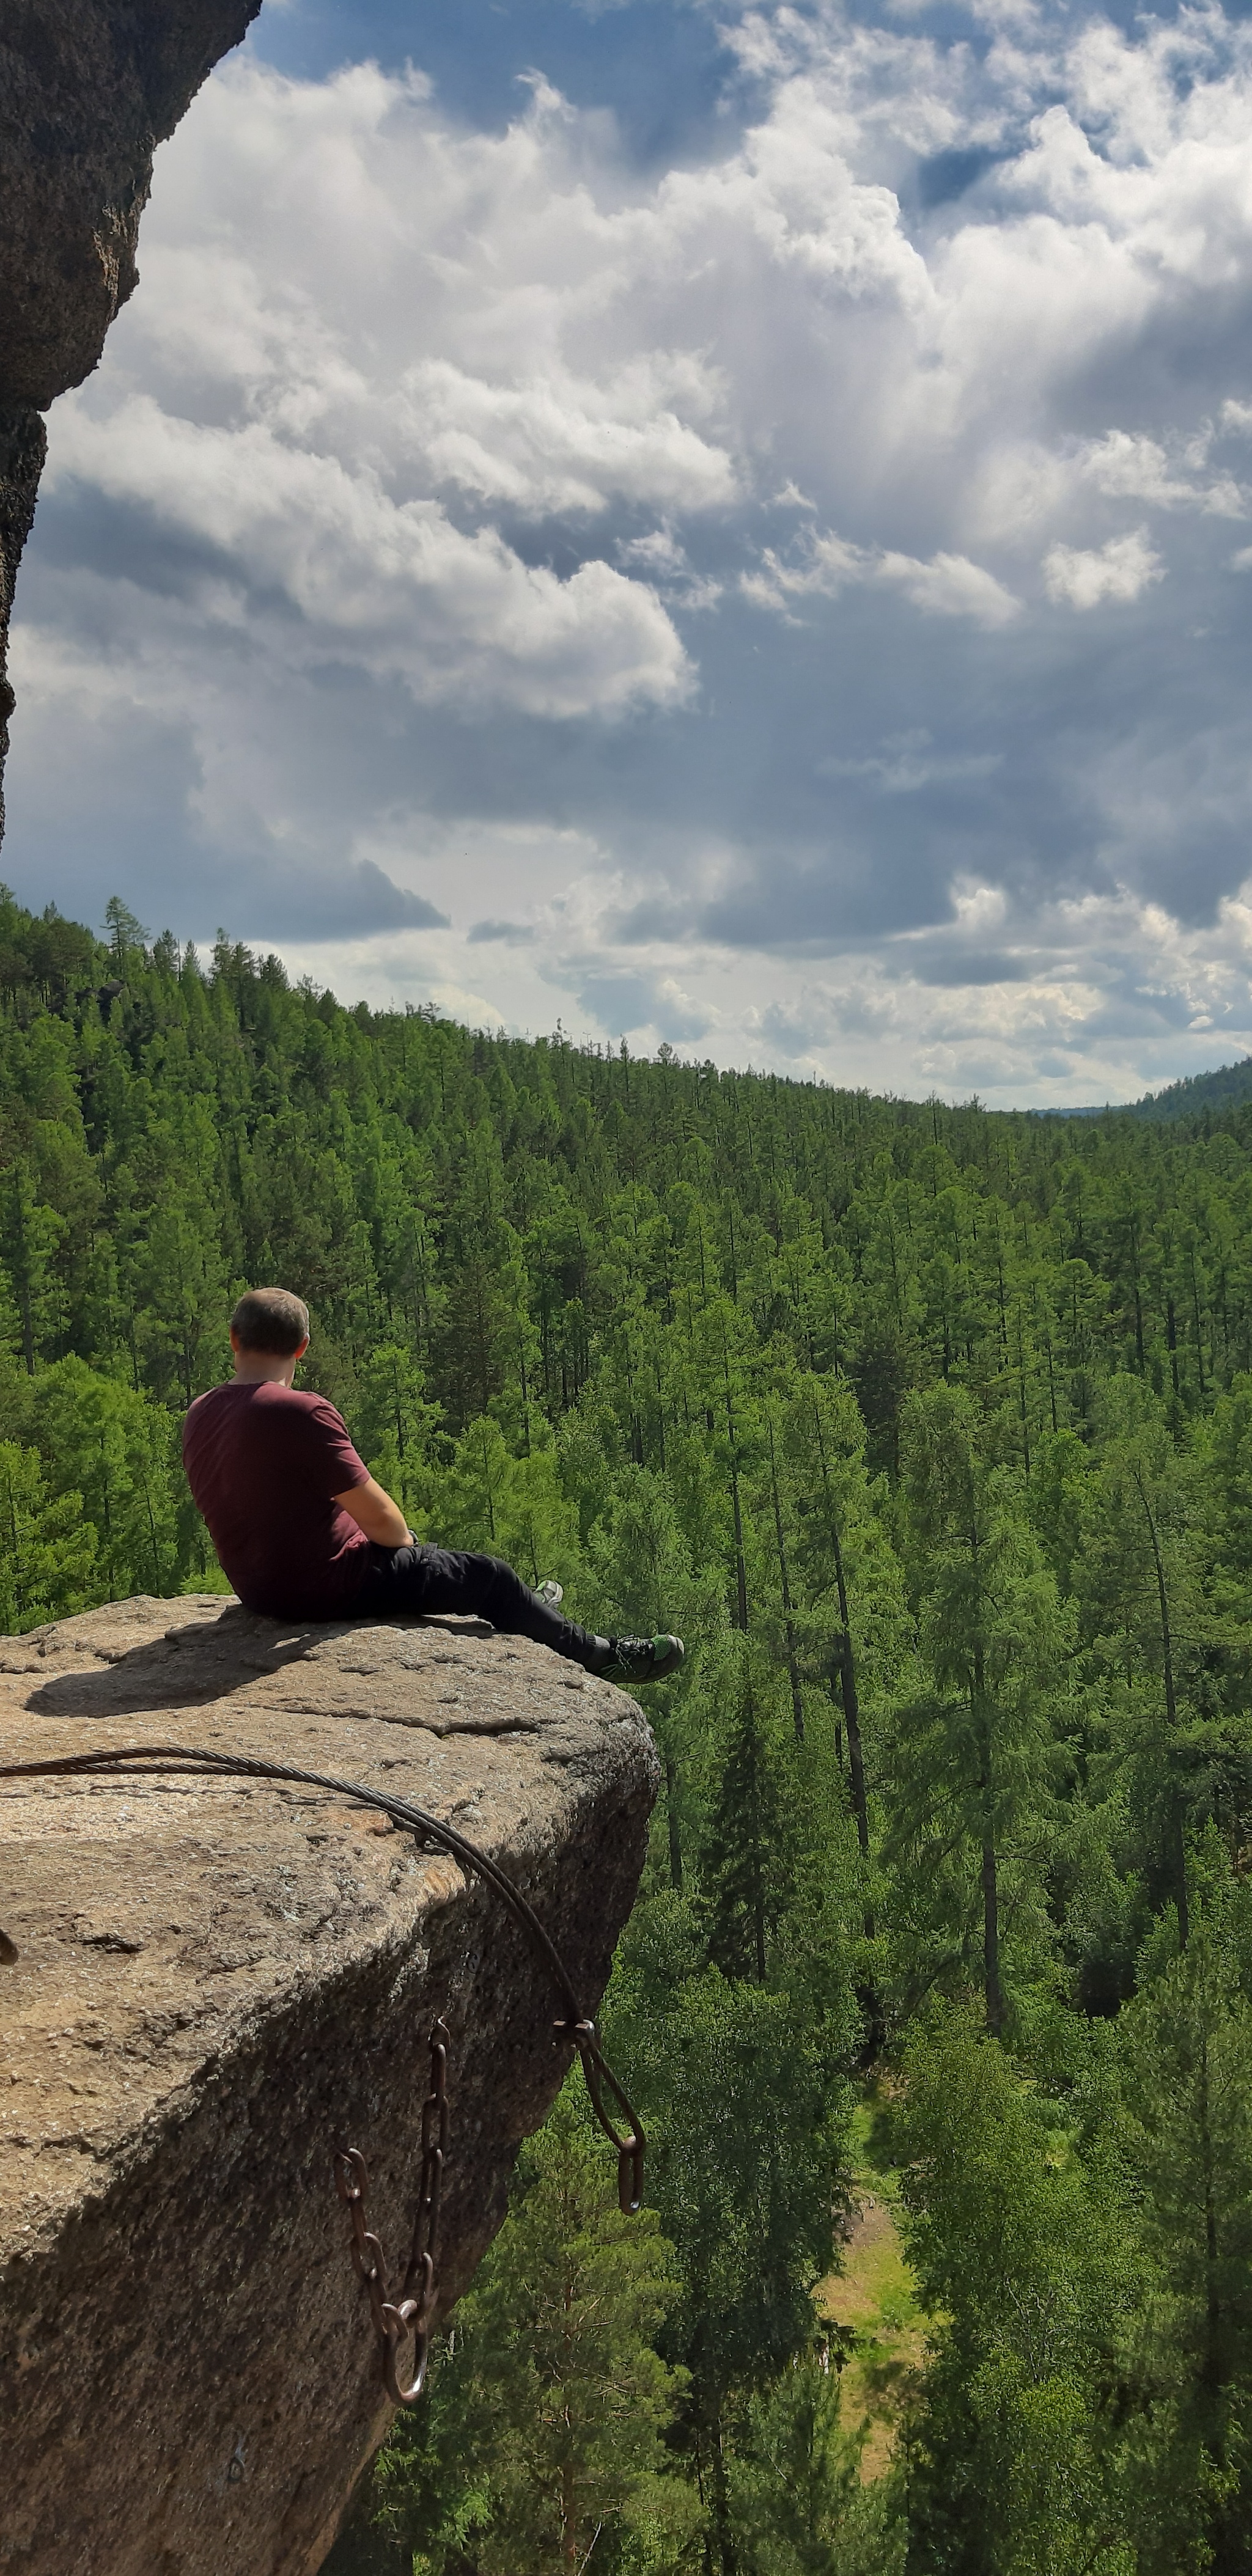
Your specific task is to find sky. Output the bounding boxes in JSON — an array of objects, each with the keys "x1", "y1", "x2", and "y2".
[{"x1": 9, "y1": 0, "x2": 1252, "y2": 1105}]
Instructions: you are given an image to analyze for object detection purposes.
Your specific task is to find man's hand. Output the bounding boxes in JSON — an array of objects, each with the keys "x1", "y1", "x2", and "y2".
[{"x1": 334, "y1": 1477, "x2": 411, "y2": 1549}]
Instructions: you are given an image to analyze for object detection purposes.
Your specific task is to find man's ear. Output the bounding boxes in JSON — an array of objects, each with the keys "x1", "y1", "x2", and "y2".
[{"x1": 295, "y1": 1337, "x2": 311, "y2": 1359}]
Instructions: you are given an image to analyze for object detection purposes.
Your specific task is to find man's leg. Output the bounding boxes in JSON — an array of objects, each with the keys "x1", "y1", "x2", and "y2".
[{"x1": 355, "y1": 1542, "x2": 610, "y2": 1667}]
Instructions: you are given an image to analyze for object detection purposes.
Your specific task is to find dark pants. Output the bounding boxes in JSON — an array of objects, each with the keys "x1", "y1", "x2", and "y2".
[{"x1": 353, "y1": 1542, "x2": 602, "y2": 1665}]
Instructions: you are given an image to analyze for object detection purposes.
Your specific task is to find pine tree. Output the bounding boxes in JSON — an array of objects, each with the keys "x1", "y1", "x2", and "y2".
[
  {"x1": 892, "y1": 1385, "x2": 1068, "y2": 2036},
  {"x1": 775, "y1": 1373, "x2": 904, "y2": 1936},
  {"x1": 33, "y1": 1358, "x2": 182, "y2": 1598},
  {"x1": 128, "y1": 1189, "x2": 229, "y2": 1406},
  {"x1": 726, "y1": 2355, "x2": 902, "y2": 2576},
  {"x1": 605, "y1": 1939, "x2": 855, "y2": 2576},
  {"x1": 1081, "y1": 1375, "x2": 1211, "y2": 1945},
  {"x1": 0, "y1": 1440, "x2": 95, "y2": 1628},
  {"x1": 0, "y1": 1164, "x2": 66, "y2": 1375},
  {"x1": 898, "y1": 2008, "x2": 1131, "y2": 2576},
  {"x1": 362, "y1": 2083, "x2": 694, "y2": 2576},
  {"x1": 699, "y1": 1644, "x2": 794, "y2": 1986},
  {"x1": 355, "y1": 1340, "x2": 441, "y2": 1528},
  {"x1": 103, "y1": 895, "x2": 148, "y2": 976},
  {"x1": 1119, "y1": 1932, "x2": 1252, "y2": 2572}
]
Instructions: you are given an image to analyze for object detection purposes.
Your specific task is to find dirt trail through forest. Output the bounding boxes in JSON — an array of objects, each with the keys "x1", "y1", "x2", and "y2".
[{"x1": 817, "y1": 2100, "x2": 926, "y2": 2481}]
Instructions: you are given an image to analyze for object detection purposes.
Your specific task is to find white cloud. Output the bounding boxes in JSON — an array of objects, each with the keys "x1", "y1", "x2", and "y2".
[
  {"x1": 259, "y1": 857, "x2": 1252, "y2": 1112},
  {"x1": 48, "y1": 394, "x2": 689, "y2": 718},
  {"x1": 40, "y1": 24, "x2": 1252, "y2": 698},
  {"x1": 18, "y1": 9, "x2": 1252, "y2": 1099},
  {"x1": 745, "y1": 527, "x2": 1020, "y2": 625},
  {"x1": 1042, "y1": 528, "x2": 1165, "y2": 609},
  {"x1": 616, "y1": 525, "x2": 724, "y2": 608},
  {"x1": 402, "y1": 358, "x2": 737, "y2": 516},
  {"x1": 877, "y1": 546, "x2": 1021, "y2": 624},
  {"x1": 1077, "y1": 428, "x2": 1245, "y2": 516}
]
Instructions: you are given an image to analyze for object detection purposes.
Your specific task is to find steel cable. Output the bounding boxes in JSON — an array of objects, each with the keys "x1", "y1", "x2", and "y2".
[{"x1": 0, "y1": 1739, "x2": 646, "y2": 2403}]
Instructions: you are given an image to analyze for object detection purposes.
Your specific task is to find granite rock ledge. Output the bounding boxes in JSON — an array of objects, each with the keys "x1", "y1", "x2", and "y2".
[{"x1": 0, "y1": 1594, "x2": 659, "y2": 2576}]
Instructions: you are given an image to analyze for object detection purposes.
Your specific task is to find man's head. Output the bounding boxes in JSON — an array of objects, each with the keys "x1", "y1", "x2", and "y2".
[{"x1": 229, "y1": 1287, "x2": 310, "y2": 1385}]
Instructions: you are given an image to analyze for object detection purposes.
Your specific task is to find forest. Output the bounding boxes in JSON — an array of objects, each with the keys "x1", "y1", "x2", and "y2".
[{"x1": 4, "y1": 882, "x2": 1252, "y2": 2573}]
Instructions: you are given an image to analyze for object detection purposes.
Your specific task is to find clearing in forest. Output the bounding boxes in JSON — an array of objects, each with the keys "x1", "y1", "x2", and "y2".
[{"x1": 817, "y1": 2093, "x2": 926, "y2": 2481}]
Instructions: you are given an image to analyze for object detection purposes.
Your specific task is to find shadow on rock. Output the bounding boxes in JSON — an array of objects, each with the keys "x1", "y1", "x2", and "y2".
[{"x1": 24, "y1": 1606, "x2": 494, "y2": 1719}]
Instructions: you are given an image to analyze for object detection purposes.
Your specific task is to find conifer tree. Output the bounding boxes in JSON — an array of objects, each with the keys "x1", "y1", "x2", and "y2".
[
  {"x1": 0, "y1": 1440, "x2": 95, "y2": 1629},
  {"x1": 899, "y1": 2008, "x2": 1130, "y2": 2576},
  {"x1": 355, "y1": 1341, "x2": 441, "y2": 1527},
  {"x1": 727, "y1": 2355, "x2": 903, "y2": 2576},
  {"x1": 1081, "y1": 1376, "x2": 1208, "y2": 1943},
  {"x1": 103, "y1": 895, "x2": 147, "y2": 975},
  {"x1": 364, "y1": 2083, "x2": 693, "y2": 2576},
  {"x1": 893, "y1": 1385, "x2": 1068, "y2": 2035},
  {"x1": 609, "y1": 1966, "x2": 852, "y2": 2576},
  {"x1": 774, "y1": 1373, "x2": 902, "y2": 1929},
  {"x1": 1119, "y1": 1931, "x2": 1252, "y2": 2570},
  {"x1": 1, "y1": 1165, "x2": 65, "y2": 1375},
  {"x1": 699, "y1": 1652, "x2": 792, "y2": 1985},
  {"x1": 32, "y1": 1357, "x2": 180, "y2": 1598},
  {"x1": 129, "y1": 1191, "x2": 229, "y2": 1406}
]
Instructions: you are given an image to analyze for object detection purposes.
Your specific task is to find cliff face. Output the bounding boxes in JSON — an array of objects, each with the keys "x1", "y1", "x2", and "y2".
[
  {"x1": 0, "y1": 409, "x2": 45, "y2": 838},
  {"x1": 0, "y1": 1595, "x2": 658, "y2": 2575},
  {"x1": 0, "y1": 0, "x2": 262, "y2": 834}
]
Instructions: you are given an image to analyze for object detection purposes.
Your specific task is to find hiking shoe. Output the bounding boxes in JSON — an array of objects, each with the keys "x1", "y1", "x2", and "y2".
[
  {"x1": 536, "y1": 1579, "x2": 564, "y2": 1609},
  {"x1": 602, "y1": 1634, "x2": 685, "y2": 1685}
]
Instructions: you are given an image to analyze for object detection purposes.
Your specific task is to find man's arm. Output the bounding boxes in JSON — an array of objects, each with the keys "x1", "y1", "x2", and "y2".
[{"x1": 334, "y1": 1478, "x2": 411, "y2": 1548}]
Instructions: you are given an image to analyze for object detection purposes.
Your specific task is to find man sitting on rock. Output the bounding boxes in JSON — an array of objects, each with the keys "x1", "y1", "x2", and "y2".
[{"x1": 182, "y1": 1286, "x2": 683, "y2": 1685}]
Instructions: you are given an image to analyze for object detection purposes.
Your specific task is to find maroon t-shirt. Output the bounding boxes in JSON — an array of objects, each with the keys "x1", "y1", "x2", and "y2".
[{"x1": 182, "y1": 1381, "x2": 373, "y2": 1618}]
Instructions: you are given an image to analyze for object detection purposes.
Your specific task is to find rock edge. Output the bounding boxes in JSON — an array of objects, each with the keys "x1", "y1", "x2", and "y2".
[{"x1": 0, "y1": 1594, "x2": 658, "y2": 2576}]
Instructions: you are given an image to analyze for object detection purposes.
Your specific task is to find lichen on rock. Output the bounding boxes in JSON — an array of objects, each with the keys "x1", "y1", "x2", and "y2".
[{"x1": 0, "y1": 1594, "x2": 658, "y2": 2576}]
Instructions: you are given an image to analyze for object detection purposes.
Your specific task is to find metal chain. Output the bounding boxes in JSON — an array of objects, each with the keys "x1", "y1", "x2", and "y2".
[
  {"x1": 0, "y1": 1742, "x2": 647, "y2": 2407},
  {"x1": 334, "y1": 2017, "x2": 449, "y2": 2404}
]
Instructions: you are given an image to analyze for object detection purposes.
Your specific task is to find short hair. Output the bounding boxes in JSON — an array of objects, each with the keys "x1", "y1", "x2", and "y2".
[{"x1": 230, "y1": 1287, "x2": 310, "y2": 1354}]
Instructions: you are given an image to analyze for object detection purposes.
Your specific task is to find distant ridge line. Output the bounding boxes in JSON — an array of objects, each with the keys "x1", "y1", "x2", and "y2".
[{"x1": 1026, "y1": 1054, "x2": 1252, "y2": 1121}]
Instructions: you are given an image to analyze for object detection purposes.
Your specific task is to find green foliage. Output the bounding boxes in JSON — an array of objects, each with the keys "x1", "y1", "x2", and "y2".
[
  {"x1": 12, "y1": 888, "x2": 1252, "y2": 2567},
  {"x1": 354, "y1": 1341, "x2": 442, "y2": 1528},
  {"x1": 726, "y1": 2357, "x2": 905, "y2": 2575},
  {"x1": 888, "y1": 1386, "x2": 1071, "y2": 2035},
  {"x1": 1, "y1": 1162, "x2": 66, "y2": 1373},
  {"x1": 31, "y1": 1356, "x2": 182, "y2": 1599},
  {"x1": 601, "y1": 1887, "x2": 857, "y2": 2574},
  {"x1": 698, "y1": 1653, "x2": 795, "y2": 1984},
  {"x1": 438, "y1": 1414, "x2": 582, "y2": 1591},
  {"x1": 1116, "y1": 1932, "x2": 1252, "y2": 2569},
  {"x1": 1129, "y1": 1057, "x2": 1252, "y2": 1123},
  {"x1": 897, "y1": 2008, "x2": 1132, "y2": 2576},
  {"x1": 0, "y1": 1439, "x2": 95, "y2": 1628},
  {"x1": 361, "y1": 2083, "x2": 696, "y2": 2576}
]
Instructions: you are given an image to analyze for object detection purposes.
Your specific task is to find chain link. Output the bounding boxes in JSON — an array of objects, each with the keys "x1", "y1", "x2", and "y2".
[{"x1": 334, "y1": 2017, "x2": 449, "y2": 2405}]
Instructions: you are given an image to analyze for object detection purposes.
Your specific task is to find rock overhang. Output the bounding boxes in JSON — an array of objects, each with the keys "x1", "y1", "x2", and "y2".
[
  {"x1": 0, "y1": 1594, "x2": 659, "y2": 2576},
  {"x1": 0, "y1": 1, "x2": 267, "y2": 836}
]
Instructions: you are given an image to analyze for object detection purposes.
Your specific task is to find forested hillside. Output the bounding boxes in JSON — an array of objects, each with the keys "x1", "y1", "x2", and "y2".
[
  {"x1": 1130, "y1": 1055, "x2": 1252, "y2": 1122},
  {"x1": 1028, "y1": 1057, "x2": 1252, "y2": 1122},
  {"x1": 9, "y1": 883, "x2": 1252, "y2": 2572}
]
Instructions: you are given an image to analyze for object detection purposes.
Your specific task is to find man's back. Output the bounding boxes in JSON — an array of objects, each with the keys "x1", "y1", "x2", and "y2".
[
  {"x1": 182, "y1": 1380, "x2": 372, "y2": 1618},
  {"x1": 185, "y1": 1283, "x2": 683, "y2": 1681}
]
